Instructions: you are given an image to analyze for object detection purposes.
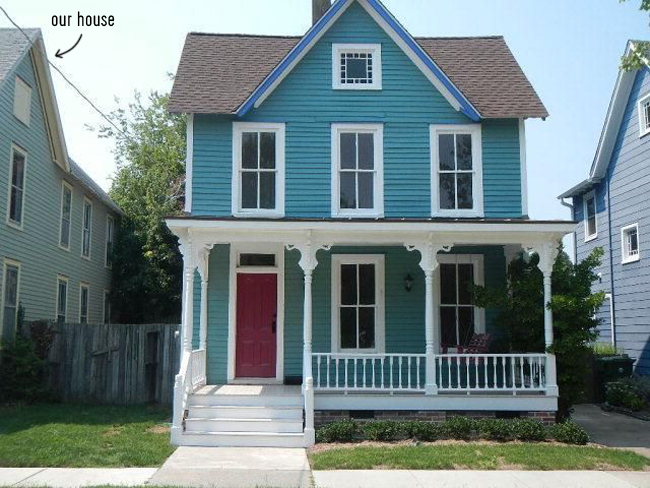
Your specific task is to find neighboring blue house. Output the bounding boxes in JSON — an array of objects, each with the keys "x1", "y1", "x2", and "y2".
[
  {"x1": 559, "y1": 41, "x2": 650, "y2": 377},
  {"x1": 166, "y1": 0, "x2": 573, "y2": 447},
  {"x1": 0, "y1": 29, "x2": 121, "y2": 342}
]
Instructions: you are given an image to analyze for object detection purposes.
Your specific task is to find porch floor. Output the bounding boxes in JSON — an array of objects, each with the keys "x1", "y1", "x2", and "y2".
[{"x1": 194, "y1": 385, "x2": 301, "y2": 397}]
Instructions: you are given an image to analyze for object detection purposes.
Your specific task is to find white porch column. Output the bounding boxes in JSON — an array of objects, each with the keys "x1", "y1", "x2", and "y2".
[
  {"x1": 182, "y1": 241, "x2": 195, "y2": 354},
  {"x1": 407, "y1": 235, "x2": 453, "y2": 396},
  {"x1": 197, "y1": 247, "x2": 211, "y2": 351}
]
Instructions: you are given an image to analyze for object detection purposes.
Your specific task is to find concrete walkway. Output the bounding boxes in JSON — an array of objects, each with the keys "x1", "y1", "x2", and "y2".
[{"x1": 0, "y1": 468, "x2": 157, "y2": 487}]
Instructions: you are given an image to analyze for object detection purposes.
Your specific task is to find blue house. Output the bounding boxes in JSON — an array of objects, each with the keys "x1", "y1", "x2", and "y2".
[
  {"x1": 559, "y1": 41, "x2": 650, "y2": 377},
  {"x1": 0, "y1": 29, "x2": 121, "y2": 341},
  {"x1": 166, "y1": 0, "x2": 573, "y2": 447}
]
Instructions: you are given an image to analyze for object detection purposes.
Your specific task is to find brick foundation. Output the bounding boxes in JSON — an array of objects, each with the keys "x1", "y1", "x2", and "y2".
[{"x1": 315, "y1": 410, "x2": 556, "y2": 426}]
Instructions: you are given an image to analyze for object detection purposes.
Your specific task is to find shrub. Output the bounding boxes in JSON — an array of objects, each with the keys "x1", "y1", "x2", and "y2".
[
  {"x1": 442, "y1": 416, "x2": 477, "y2": 440},
  {"x1": 315, "y1": 420, "x2": 358, "y2": 443},
  {"x1": 550, "y1": 421, "x2": 589, "y2": 445},
  {"x1": 477, "y1": 419, "x2": 511, "y2": 441},
  {"x1": 402, "y1": 421, "x2": 442, "y2": 442},
  {"x1": 590, "y1": 342, "x2": 622, "y2": 357},
  {"x1": 509, "y1": 418, "x2": 547, "y2": 442},
  {"x1": 606, "y1": 380, "x2": 646, "y2": 411},
  {"x1": 362, "y1": 421, "x2": 405, "y2": 441}
]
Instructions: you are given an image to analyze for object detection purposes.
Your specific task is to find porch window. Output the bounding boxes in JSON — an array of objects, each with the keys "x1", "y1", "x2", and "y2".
[
  {"x1": 583, "y1": 190, "x2": 597, "y2": 242},
  {"x1": 332, "y1": 255, "x2": 385, "y2": 353},
  {"x1": 621, "y1": 223, "x2": 640, "y2": 264},
  {"x1": 56, "y1": 276, "x2": 68, "y2": 324},
  {"x1": 331, "y1": 124, "x2": 384, "y2": 218},
  {"x1": 2, "y1": 261, "x2": 20, "y2": 344},
  {"x1": 232, "y1": 122, "x2": 285, "y2": 218},
  {"x1": 7, "y1": 145, "x2": 26, "y2": 228},
  {"x1": 430, "y1": 125, "x2": 483, "y2": 217}
]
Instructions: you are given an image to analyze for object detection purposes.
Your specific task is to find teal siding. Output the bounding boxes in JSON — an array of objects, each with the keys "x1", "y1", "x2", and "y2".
[
  {"x1": 190, "y1": 2, "x2": 523, "y2": 219},
  {"x1": 0, "y1": 51, "x2": 115, "y2": 328},
  {"x1": 205, "y1": 245, "x2": 230, "y2": 384}
]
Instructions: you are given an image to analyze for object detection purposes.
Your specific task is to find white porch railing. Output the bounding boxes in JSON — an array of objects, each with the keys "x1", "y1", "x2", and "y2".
[
  {"x1": 190, "y1": 348, "x2": 207, "y2": 389},
  {"x1": 314, "y1": 353, "x2": 427, "y2": 392},
  {"x1": 172, "y1": 348, "x2": 207, "y2": 434}
]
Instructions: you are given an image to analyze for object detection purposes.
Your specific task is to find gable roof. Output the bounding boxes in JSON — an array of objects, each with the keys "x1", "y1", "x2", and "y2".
[
  {"x1": 169, "y1": 4, "x2": 547, "y2": 119},
  {"x1": 0, "y1": 28, "x2": 39, "y2": 85},
  {"x1": 69, "y1": 159, "x2": 123, "y2": 215}
]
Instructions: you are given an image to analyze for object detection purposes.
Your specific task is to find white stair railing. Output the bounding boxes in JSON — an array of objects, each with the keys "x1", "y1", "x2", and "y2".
[{"x1": 172, "y1": 348, "x2": 206, "y2": 438}]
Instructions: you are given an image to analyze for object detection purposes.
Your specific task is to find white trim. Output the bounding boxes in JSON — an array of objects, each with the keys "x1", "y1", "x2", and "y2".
[
  {"x1": 638, "y1": 92, "x2": 650, "y2": 138},
  {"x1": 105, "y1": 215, "x2": 115, "y2": 269},
  {"x1": 331, "y1": 123, "x2": 384, "y2": 218},
  {"x1": 331, "y1": 254, "x2": 386, "y2": 354},
  {"x1": 13, "y1": 75, "x2": 32, "y2": 126},
  {"x1": 430, "y1": 124, "x2": 484, "y2": 218},
  {"x1": 103, "y1": 289, "x2": 111, "y2": 324},
  {"x1": 519, "y1": 119, "x2": 528, "y2": 216},
  {"x1": 332, "y1": 43, "x2": 382, "y2": 90},
  {"x1": 79, "y1": 283, "x2": 90, "y2": 324},
  {"x1": 621, "y1": 223, "x2": 640, "y2": 264},
  {"x1": 583, "y1": 190, "x2": 598, "y2": 242},
  {"x1": 184, "y1": 113, "x2": 194, "y2": 213},
  {"x1": 227, "y1": 243, "x2": 285, "y2": 383},
  {"x1": 1, "y1": 258, "x2": 21, "y2": 344},
  {"x1": 231, "y1": 122, "x2": 286, "y2": 218},
  {"x1": 55, "y1": 274, "x2": 69, "y2": 323},
  {"x1": 58, "y1": 180, "x2": 73, "y2": 251},
  {"x1": 81, "y1": 197, "x2": 93, "y2": 260},
  {"x1": 6, "y1": 143, "x2": 27, "y2": 230}
]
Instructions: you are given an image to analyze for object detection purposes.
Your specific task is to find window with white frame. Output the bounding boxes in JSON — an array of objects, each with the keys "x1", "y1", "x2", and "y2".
[
  {"x1": 333, "y1": 44, "x2": 382, "y2": 90},
  {"x1": 105, "y1": 215, "x2": 114, "y2": 268},
  {"x1": 59, "y1": 182, "x2": 72, "y2": 249},
  {"x1": 7, "y1": 145, "x2": 26, "y2": 228},
  {"x1": 332, "y1": 124, "x2": 384, "y2": 217},
  {"x1": 103, "y1": 290, "x2": 111, "y2": 324},
  {"x1": 232, "y1": 122, "x2": 285, "y2": 217},
  {"x1": 621, "y1": 223, "x2": 640, "y2": 264},
  {"x1": 79, "y1": 284, "x2": 89, "y2": 324},
  {"x1": 331, "y1": 255, "x2": 385, "y2": 353},
  {"x1": 13, "y1": 76, "x2": 31, "y2": 126},
  {"x1": 430, "y1": 125, "x2": 483, "y2": 216},
  {"x1": 638, "y1": 92, "x2": 650, "y2": 137},
  {"x1": 583, "y1": 190, "x2": 597, "y2": 242},
  {"x1": 56, "y1": 276, "x2": 68, "y2": 324},
  {"x1": 2, "y1": 260, "x2": 20, "y2": 344},
  {"x1": 437, "y1": 255, "x2": 485, "y2": 348},
  {"x1": 81, "y1": 198, "x2": 92, "y2": 258}
]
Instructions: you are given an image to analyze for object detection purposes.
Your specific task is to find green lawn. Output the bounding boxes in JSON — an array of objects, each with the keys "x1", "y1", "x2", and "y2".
[
  {"x1": 0, "y1": 403, "x2": 175, "y2": 467},
  {"x1": 309, "y1": 444, "x2": 650, "y2": 471}
]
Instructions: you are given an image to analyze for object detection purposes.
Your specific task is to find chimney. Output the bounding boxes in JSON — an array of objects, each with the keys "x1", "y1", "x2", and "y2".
[{"x1": 313, "y1": 0, "x2": 331, "y2": 25}]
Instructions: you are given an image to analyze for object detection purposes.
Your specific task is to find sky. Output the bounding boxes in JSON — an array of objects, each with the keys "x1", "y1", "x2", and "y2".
[{"x1": 1, "y1": 0, "x2": 648, "y2": 223}]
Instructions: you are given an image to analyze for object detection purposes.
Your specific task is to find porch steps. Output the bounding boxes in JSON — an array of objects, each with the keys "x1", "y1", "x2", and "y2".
[{"x1": 180, "y1": 385, "x2": 306, "y2": 448}]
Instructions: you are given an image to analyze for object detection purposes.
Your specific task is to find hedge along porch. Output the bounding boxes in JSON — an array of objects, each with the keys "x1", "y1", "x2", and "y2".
[{"x1": 166, "y1": 218, "x2": 573, "y2": 447}]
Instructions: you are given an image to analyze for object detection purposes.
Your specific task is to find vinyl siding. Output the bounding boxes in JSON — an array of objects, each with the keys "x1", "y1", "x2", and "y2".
[
  {"x1": 190, "y1": 2, "x2": 523, "y2": 219},
  {"x1": 0, "y1": 50, "x2": 116, "y2": 330}
]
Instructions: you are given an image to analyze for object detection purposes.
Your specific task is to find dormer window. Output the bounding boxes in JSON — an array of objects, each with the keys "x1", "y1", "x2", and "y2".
[
  {"x1": 638, "y1": 92, "x2": 650, "y2": 137},
  {"x1": 333, "y1": 44, "x2": 382, "y2": 90}
]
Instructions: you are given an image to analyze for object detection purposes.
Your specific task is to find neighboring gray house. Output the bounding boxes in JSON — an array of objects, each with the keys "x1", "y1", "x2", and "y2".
[
  {"x1": 0, "y1": 28, "x2": 122, "y2": 342},
  {"x1": 559, "y1": 41, "x2": 649, "y2": 375}
]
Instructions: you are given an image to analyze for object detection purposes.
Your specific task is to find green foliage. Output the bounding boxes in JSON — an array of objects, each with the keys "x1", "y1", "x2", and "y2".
[
  {"x1": 606, "y1": 378, "x2": 648, "y2": 411},
  {"x1": 315, "y1": 420, "x2": 358, "y2": 443},
  {"x1": 550, "y1": 421, "x2": 589, "y2": 445},
  {"x1": 362, "y1": 421, "x2": 404, "y2": 441},
  {"x1": 508, "y1": 418, "x2": 548, "y2": 442},
  {"x1": 477, "y1": 419, "x2": 511, "y2": 441},
  {"x1": 96, "y1": 90, "x2": 186, "y2": 323},
  {"x1": 401, "y1": 421, "x2": 442, "y2": 441},
  {"x1": 590, "y1": 342, "x2": 623, "y2": 357},
  {"x1": 442, "y1": 416, "x2": 477, "y2": 440},
  {"x1": 619, "y1": 1, "x2": 650, "y2": 71}
]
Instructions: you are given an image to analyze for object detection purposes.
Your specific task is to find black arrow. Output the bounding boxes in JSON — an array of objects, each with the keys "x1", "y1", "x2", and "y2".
[{"x1": 55, "y1": 34, "x2": 83, "y2": 59}]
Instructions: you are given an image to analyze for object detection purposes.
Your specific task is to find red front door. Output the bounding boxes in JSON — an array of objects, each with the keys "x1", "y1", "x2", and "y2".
[{"x1": 236, "y1": 273, "x2": 277, "y2": 378}]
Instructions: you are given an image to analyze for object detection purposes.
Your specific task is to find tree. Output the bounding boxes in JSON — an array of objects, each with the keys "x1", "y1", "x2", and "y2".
[
  {"x1": 620, "y1": 0, "x2": 650, "y2": 70},
  {"x1": 96, "y1": 91, "x2": 186, "y2": 323}
]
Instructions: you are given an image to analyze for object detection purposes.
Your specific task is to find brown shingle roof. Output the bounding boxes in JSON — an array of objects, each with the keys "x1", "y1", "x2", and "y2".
[{"x1": 169, "y1": 33, "x2": 548, "y2": 119}]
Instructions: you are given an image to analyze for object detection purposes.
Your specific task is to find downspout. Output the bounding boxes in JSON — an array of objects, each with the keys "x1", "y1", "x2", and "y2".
[
  {"x1": 606, "y1": 177, "x2": 617, "y2": 347},
  {"x1": 559, "y1": 197, "x2": 577, "y2": 263}
]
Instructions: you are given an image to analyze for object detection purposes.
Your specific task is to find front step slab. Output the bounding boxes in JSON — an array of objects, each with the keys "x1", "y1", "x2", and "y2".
[
  {"x1": 188, "y1": 405, "x2": 303, "y2": 421},
  {"x1": 178, "y1": 431, "x2": 306, "y2": 448},
  {"x1": 185, "y1": 418, "x2": 304, "y2": 433},
  {"x1": 189, "y1": 394, "x2": 302, "y2": 408}
]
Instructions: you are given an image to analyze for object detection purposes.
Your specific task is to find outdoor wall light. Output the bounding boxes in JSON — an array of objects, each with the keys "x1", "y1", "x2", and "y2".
[{"x1": 404, "y1": 274, "x2": 414, "y2": 292}]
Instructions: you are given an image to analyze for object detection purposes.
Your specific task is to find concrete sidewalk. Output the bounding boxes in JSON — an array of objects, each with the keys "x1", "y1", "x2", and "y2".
[{"x1": 0, "y1": 468, "x2": 157, "y2": 487}]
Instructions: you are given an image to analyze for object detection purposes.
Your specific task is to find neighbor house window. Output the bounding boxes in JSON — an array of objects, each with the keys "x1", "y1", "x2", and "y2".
[
  {"x1": 56, "y1": 276, "x2": 68, "y2": 324},
  {"x1": 621, "y1": 223, "x2": 640, "y2": 264},
  {"x1": 331, "y1": 255, "x2": 385, "y2": 353},
  {"x1": 332, "y1": 44, "x2": 382, "y2": 90},
  {"x1": 332, "y1": 124, "x2": 384, "y2": 217},
  {"x1": 7, "y1": 145, "x2": 26, "y2": 228},
  {"x1": 81, "y1": 198, "x2": 92, "y2": 258},
  {"x1": 438, "y1": 255, "x2": 485, "y2": 348},
  {"x1": 105, "y1": 215, "x2": 114, "y2": 268},
  {"x1": 59, "y1": 182, "x2": 72, "y2": 249},
  {"x1": 79, "y1": 284, "x2": 89, "y2": 324},
  {"x1": 638, "y1": 92, "x2": 650, "y2": 137},
  {"x1": 232, "y1": 122, "x2": 285, "y2": 217},
  {"x1": 583, "y1": 190, "x2": 597, "y2": 242},
  {"x1": 103, "y1": 290, "x2": 111, "y2": 324},
  {"x1": 1, "y1": 260, "x2": 20, "y2": 344},
  {"x1": 13, "y1": 76, "x2": 31, "y2": 126},
  {"x1": 430, "y1": 125, "x2": 483, "y2": 216}
]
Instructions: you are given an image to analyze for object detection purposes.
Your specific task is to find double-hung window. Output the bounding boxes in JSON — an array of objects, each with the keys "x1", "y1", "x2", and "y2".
[
  {"x1": 105, "y1": 215, "x2": 114, "y2": 268},
  {"x1": 2, "y1": 260, "x2": 20, "y2": 344},
  {"x1": 332, "y1": 124, "x2": 384, "y2": 217},
  {"x1": 103, "y1": 290, "x2": 111, "y2": 324},
  {"x1": 59, "y1": 182, "x2": 72, "y2": 249},
  {"x1": 56, "y1": 276, "x2": 68, "y2": 324},
  {"x1": 79, "y1": 284, "x2": 89, "y2": 324},
  {"x1": 232, "y1": 122, "x2": 285, "y2": 217},
  {"x1": 81, "y1": 198, "x2": 92, "y2": 258},
  {"x1": 332, "y1": 44, "x2": 382, "y2": 90},
  {"x1": 638, "y1": 92, "x2": 650, "y2": 137},
  {"x1": 430, "y1": 125, "x2": 483, "y2": 217},
  {"x1": 331, "y1": 255, "x2": 385, "y2": 353},
  {"x1": 621, "y1": 223, "x2": 640, "y2": 264},
  {"x1": 583, "y1": 190, "x2": 597, "y2": 242},
  {"x1": 7, "y1": 144, "x2": 26, "y2": 228}
]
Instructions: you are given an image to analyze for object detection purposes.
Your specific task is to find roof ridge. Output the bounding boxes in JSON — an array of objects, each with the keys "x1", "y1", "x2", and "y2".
[
  {"x1": 416, "y1": 35, "x2": 504, "y2": 40},
  {"x1": 188, "y1": 32, "x2": 302, "y2": 39}
]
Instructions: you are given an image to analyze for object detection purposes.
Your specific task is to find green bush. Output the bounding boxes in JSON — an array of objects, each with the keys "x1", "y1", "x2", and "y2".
[
  {"x1": 316, "y1": 420, "x2": 358, "y2": 443},
  {"x1": 509, "y1": 418, "x2": 547, "y2": 442},
  {"x1": 606, "y1": 380, "x2": 646, "y2": 411},
  {"x1": 442, "y1": 416, "x2": 477, "y2": 440},
  {"x1": 361, "y1": 421, "x2": 405, "y2": 441},
  {"x1": 550, "y1": 421, "x2": 589, "y2": 445},
  {"x1": 402, "y1": 421, "x2": 442, "y2": 442},
  {"x1": 477, "y1": 419, "x2": 511, "y2": 441}
]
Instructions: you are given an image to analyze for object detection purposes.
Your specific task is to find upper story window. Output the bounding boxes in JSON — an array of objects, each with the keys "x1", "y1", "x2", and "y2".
[
  {"x1": 2, "y1": 259, "x2": 20, "y2": 344},
  {"x1": 638, "y1": 92, "x2": 650, "y2": 137},
  {"x1": 331, "y1": 124, "x2": 384, "y2": 218},
  {"x1": 332, "y1": 44, "x2": 382, "y2": 90},
  {"x1": 13, "y1": 76, "x2": 31, "y2": 126},
  {"x1": 59, "y1": 182, "x2": 72, "y2": 250},
  {"x1": 7, "y1": 144, "x2": 26, "y2": 229},
  {"x1": 232, "y1": 122, "x2": 285, "y2": 218},
  {"x1": 81, "y1": 198, "x2": 93, "y2": 259},
  {"x1": 621, "y1": 223, "x2": 640, "y2": 264},
  {"x1": 430, "y1": 125, "x2": 483, "y2": 217},
  {"x1": 105, "y1": 215, "x2": 115, "y2": 268},
  {"x1": 583, "y1": 190, "x2": 597, "y2": 242}
]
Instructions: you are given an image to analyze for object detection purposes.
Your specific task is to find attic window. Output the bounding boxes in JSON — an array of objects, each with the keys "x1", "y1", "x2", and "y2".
[
  {"x1": 333, "y1": 44, "x2": 382, "y2": 90},
  {"x1": 13, "y1": 76, "x2": 31, "y2": 126},
  {"x1": 638, "y1": 93, "x2": 650, "y2": 137}
]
